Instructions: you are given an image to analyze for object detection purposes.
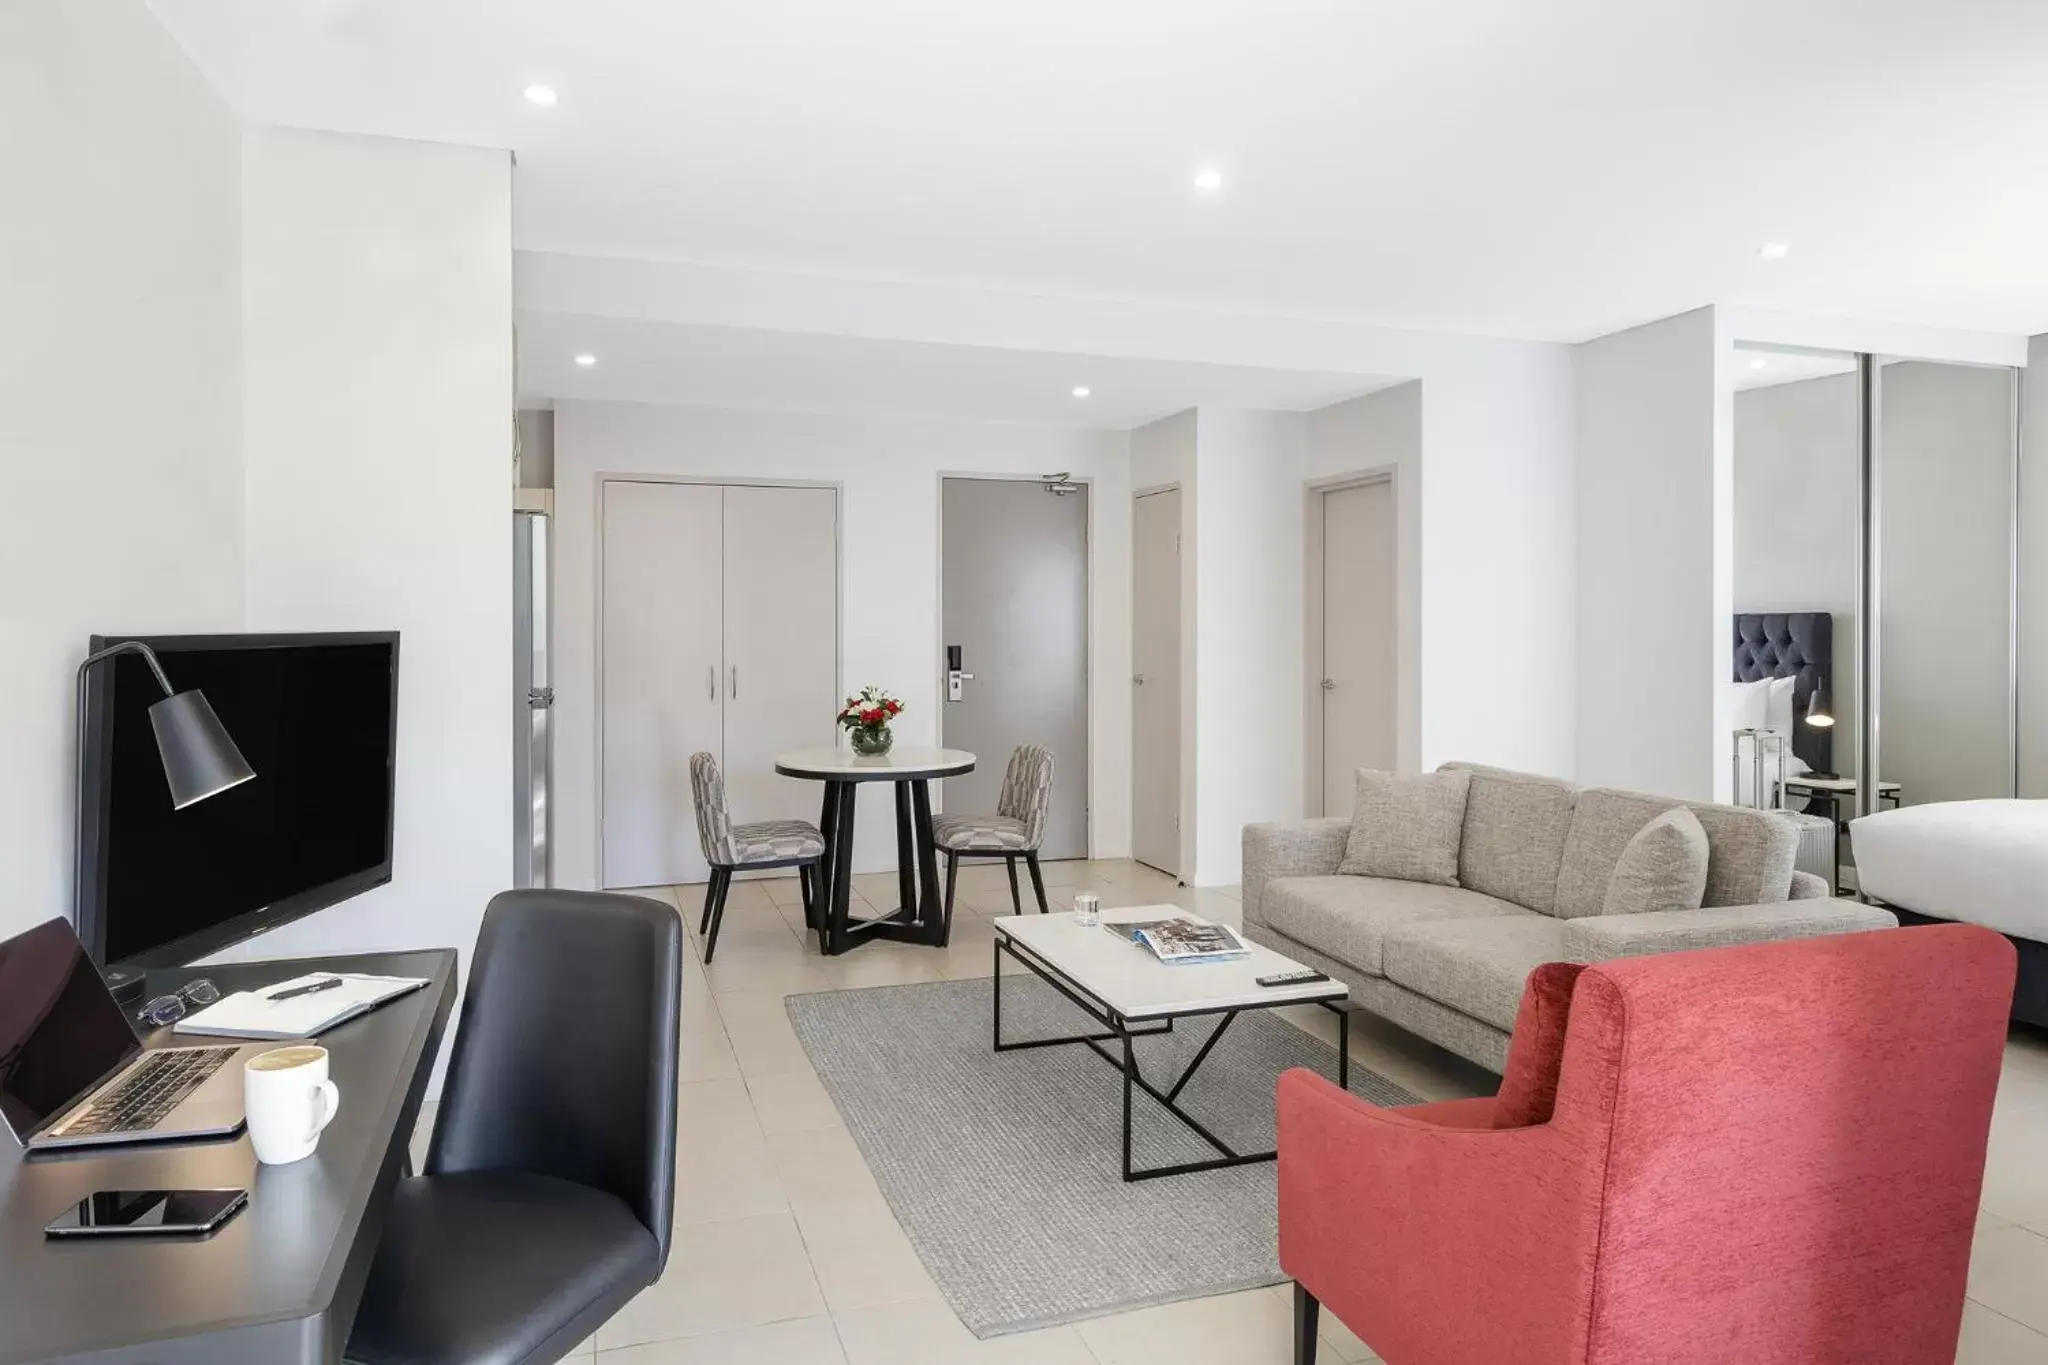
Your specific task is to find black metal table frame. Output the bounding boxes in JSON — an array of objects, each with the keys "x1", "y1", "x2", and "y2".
[
  {"x1": 992, "y1": 932, "x2": 1350, "y2": 1182},
  {"x1": 809, "y1": 775, "x2": 949, "y2": 956}
]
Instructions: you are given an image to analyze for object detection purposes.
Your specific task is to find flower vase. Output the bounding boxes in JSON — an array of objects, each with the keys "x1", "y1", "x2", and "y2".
[{"x1": 850, "y1": 725, "x2": 894, "y2": 757}]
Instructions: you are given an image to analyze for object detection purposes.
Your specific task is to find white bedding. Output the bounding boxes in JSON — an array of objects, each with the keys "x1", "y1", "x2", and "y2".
[{"x1": 1850, "y1": 800, "x2": 2048, "y2": 941}]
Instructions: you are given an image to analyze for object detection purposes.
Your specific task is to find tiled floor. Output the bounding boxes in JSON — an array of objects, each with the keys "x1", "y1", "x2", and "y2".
[{"x1": 415, "y1": 857, "x2": 2048, "y2": 1364}]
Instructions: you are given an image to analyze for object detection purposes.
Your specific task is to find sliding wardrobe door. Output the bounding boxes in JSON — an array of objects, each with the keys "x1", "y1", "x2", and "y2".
[
  {"x1": 1877, "y1": 361, "x2": 2018, "y2": 806},
  {"x1": 720, "y1": 485, "x2": 840, "y2": 833},
  {"x1": 601, "y1": 481, "x2": 724, "y2": 889}
]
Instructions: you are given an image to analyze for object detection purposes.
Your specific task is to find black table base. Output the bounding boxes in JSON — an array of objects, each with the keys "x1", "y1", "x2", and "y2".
[
  {"x1": 813, "y1": 777, "x2": 950, "y2": 955},
  {"x1": 992, "y1": 934, "x2": 1350, "y2": 1182}
]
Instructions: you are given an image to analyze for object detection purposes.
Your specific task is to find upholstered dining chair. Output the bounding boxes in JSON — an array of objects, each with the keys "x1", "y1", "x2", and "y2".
[
  {"x1": 1276, "y1": 924, "x2": 2015, "y2": 1365},
  {"x1": 932, "y1": 743, "x2": 1055, "y2": 926},
  {"x1": 687, "y1": 751, "x2": 826, "y2": 963},
  {"x1": 345, "y1": 889, "x2": 681, "y2": 1365}
]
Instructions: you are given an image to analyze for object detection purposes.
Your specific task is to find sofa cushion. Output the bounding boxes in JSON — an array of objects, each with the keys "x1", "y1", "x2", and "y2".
[
  {"x1": 1337, "y1": 768, "x2": 1471, "y2": 886},
  {"x1": 1382, "y1": 914, "x2": 1570, "y2": 1032},
  {"x1": 1554, "y1": 789, "x2": 1800, "y2": 919},
  {"x1": 1264, "y1": 875, "x2": 1525, "y2": 977},
  {"x1": 1440, "y1": 763, "x2": 1577, "y2": 915},
  {"x1": 1601, "y1": 807, "x2": 1709, "y2": 916}
]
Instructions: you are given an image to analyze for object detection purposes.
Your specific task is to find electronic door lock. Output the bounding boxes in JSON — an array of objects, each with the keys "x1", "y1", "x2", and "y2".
[{"x1": 946, "y1": 644, "x2": 973, "y2": 702}]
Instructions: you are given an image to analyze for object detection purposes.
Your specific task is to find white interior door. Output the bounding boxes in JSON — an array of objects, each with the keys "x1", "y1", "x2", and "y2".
[
  {"x1": 721, "y1": 484, "x2": 840, "y2": 836},
  {"x1": 1132, "y1": 488, "x2": 1182, "y2": 875},
  {"x1": 601, "y1": 481, "x2": 724, "y2": 888},
  {"x1": 1320, "y1": 479, "x2": 1397, "y2": 816},
  {"x1": 941, "y1": 477, "x2": 1090, "y2": 859}
]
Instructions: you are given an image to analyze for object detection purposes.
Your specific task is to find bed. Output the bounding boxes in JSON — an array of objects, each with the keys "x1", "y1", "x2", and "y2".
[{"x1": 1853, "y1": 800, "x2": 2048, "y2": 1028}]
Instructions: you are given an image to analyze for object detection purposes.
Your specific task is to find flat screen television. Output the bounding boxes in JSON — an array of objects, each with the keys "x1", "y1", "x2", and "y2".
[{"x1": 77, "y1": 631, "x2": 399, "y2": 969}]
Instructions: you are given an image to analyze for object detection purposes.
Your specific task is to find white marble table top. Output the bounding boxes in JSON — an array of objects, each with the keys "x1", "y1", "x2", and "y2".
[
  {"x1": 774, "y1": 745, "x2": 976, "y2": 781},
  {"x1": 993, "y1": 908, "x2": 1349, "y2": 1021}
]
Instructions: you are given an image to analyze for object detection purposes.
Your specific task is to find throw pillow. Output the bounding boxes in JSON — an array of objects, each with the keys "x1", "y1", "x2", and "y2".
[
  {"x1": 1601, "y1": 807, "x2": 1709, "y2": 916},
  {"x1": 1338, "y1": 768, "x2": 1471, "y2": 887}
]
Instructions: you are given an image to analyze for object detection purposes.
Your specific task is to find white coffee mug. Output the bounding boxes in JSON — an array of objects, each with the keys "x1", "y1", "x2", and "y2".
[{"x1": 244, "y1": 1045, "x2": 341, "y2": 1165}]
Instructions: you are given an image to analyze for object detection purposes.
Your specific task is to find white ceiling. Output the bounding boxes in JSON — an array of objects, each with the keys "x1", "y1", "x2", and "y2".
[
  {"x1": 517, "y1": 316, "x2": 1398, "y2": 427},
  {"x1": 149, "y1": 0, "x2": 2048, "y2": 346}
]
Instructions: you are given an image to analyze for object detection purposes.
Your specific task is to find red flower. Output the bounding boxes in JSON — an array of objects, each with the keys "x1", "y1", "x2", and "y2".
[{"x1": 886, "y1": 700, "x2": 901, "y2": 714}]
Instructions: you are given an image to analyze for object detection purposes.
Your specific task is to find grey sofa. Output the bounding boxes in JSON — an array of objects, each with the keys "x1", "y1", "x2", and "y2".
[{"x1": 1241, "y1": 763, "x2": 1896, "y2": 1071}]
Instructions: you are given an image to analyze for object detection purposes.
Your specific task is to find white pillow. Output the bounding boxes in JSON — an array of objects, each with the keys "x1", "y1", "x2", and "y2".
[
  {"x1": 1765, "y1": 674, "x2": 1798, "y2": 746},
  {"x1": 1727, "y1": 678, "x2": 1772, "y2": 733},
  {"x1": 1727, "y1": 675, "x2": 1810, "y2": 806}
]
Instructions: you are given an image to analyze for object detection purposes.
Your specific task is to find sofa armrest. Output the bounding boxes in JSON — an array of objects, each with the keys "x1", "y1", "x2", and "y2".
[
  {"x1": 1789, "y1": 870, "x2": 1830, "y2": 900},
  {"x1": 1241, "y1": 818, "x2": 1350, "y2": 929},
  {"x1": 1277, "y1": 1070, "x2": 1590, "y2": 1363},
  {"x1": 1562, "y1": 899, "x2": 1897, "y2": 963}
]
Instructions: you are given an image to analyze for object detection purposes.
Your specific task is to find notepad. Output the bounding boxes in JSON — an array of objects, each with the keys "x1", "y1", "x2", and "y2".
[{"x1": 172, "y1": 972, "x2": 428, "y2": 1040}]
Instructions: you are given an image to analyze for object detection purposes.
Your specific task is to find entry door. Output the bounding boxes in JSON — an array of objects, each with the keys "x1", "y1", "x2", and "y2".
[
  {"x1": 941, "y1": 477, "x2": 1089, "y2": 859},
  {"x1": 721, "y1": 484, "x2": 840, "y2": 837},
  {"x1": 1319, "y1": 479, "x2": 1396, "y2": 816},
  {"x1": 1131, "y1": 488, "x2": 1181, "y2": 876},
  {"x1": 601, "y1": 481, "x2": 724, "y2": 888}
]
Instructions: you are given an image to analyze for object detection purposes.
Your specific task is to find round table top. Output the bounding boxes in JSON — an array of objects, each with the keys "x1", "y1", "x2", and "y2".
[{"x1": 774, "y1": 745, "x2": 976, "y2": 781}]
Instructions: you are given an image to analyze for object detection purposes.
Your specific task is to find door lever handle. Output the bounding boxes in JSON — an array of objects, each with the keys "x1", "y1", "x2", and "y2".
[
  {"x1": 707, "y1": 665, "x2": 716, "y2": 701},
  {"x1": 730, "y1": 665, "x2": 737, "y2": 699}
]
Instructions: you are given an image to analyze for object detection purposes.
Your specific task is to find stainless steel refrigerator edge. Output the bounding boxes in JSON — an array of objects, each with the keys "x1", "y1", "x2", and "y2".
[{"x1": 514, "y1": 510, "x2": 553, "y2": 887}]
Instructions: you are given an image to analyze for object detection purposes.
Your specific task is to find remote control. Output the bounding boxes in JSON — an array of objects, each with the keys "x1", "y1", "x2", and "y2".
[{"x1": 1256, "y1": 968, "x2": 1329, "y2": 988}]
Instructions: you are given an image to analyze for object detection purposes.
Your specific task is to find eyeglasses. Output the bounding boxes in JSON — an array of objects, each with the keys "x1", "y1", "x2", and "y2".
[{"x1": 137, "y1": 979, "x2": 221, "y2": 1029}]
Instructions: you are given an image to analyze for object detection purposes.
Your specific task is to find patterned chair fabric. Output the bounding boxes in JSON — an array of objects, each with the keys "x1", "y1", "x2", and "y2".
[
  {"x1": 689, "y1": 752, "x2": 824, "y2": 867},
  {"x1": 933, "y1": 745, "x2": 1054, "y2": 853}
]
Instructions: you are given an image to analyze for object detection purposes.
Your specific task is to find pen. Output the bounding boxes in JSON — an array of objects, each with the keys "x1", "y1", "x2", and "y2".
[{"x1": 268, "y1": 976, "x2": 343, "y2": 1002}]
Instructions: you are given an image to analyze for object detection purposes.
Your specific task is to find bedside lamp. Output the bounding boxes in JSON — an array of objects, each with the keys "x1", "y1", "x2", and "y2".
[{"x1": 1805, "y1": 682, "x2": 1834, "y2": 729}]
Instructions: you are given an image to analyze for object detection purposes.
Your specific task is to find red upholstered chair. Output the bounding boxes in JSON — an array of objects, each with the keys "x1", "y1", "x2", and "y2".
[{"x1": 1277, "y1": 925, "x2": 2015, "y2": 1365}]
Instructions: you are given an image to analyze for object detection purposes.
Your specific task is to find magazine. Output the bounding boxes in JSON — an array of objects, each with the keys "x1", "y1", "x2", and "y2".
[{"x1": 1102, "y1": 914, "x2": 1249, "y2": 964}]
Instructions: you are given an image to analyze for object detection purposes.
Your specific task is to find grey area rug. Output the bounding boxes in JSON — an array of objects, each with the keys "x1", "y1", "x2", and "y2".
[{"x1": 785, "y1": 975, "x2": 1420, "y2": 1338}]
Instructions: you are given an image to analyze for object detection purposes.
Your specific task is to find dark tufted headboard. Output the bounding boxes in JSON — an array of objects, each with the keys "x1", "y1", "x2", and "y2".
[{"x1": 1732, "y1": 612, "x2": 1833, "y2": 774}]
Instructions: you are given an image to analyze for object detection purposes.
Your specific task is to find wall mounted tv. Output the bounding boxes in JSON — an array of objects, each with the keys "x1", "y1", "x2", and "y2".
[{"x1": 77, "y1": 631, "x2": 399, "y2": 969}]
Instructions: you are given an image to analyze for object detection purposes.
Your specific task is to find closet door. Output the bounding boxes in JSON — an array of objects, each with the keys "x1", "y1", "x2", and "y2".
[
  {"x1": 601, "y1": 480, "x2": 724, "y2": 888},
  {"x1": 721, "y1": 485, "x2": 840, "y2": 835}
]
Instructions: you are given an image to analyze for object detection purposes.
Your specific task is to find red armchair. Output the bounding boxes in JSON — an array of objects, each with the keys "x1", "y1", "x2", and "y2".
[{"x1": 1278, "y1": 924, "x2": 2014, "y2": 1365}]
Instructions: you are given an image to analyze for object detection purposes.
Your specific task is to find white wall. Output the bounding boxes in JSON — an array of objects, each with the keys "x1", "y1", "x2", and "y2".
[
  {"x1": 1574, "y1": 307, "x2": 1724, "y2": 799},
  {"x1": 523, "y1": 254, "x2": 1584, "y2": 785},
  {"x1": 1130, "y1": 410, "x2": 1198, "y2": 878},
  {"x1": 0, "y1": 0, "x2": 245, "y2": 938},
  {"x1": 551, "y1": 401, "x2": 1133, "y2": 890},
  {"x1": 1192, "y1": 410, "x2": 1307, "y2": 885},
  {"x1": 1733, "y1": 372, "x2": 1861, "y2": 777},
  {"x1": 1306, "y1": 383, "x2": 1422, "y2": 776},
  {"x1": 225, "y1": 127, "x2": 514, "y2": 982}
]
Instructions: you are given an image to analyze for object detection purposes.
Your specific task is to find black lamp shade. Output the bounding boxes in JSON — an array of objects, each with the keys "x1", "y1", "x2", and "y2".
[
  {"x1": 147, "y1": 690, "x2": 256, "y2": 809},
  {"x1": 1805, "y1": 682, "x2": 1834, "y2": 729}
]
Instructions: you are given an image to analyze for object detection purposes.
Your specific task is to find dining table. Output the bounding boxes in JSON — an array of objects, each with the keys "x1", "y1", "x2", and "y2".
[{"x1": 773, "y1": 745, "x2": 977, "y2": 955}]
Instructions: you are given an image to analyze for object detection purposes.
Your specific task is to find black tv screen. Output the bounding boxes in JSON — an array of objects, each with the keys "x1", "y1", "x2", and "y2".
[{"x1": 78, "y1": 631, "x2": 398, "y2": 968}]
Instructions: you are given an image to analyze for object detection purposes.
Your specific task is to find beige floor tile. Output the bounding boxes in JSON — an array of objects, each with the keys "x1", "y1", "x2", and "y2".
[
  {"x1": 764, "y1": 1123, "x2": 884, "y2": 1217},
  {"x1": 747, "y1": 1068, "x2": 844, "y2": 1136},
  {"x1": 1970, "y1": 1227, "x2": 2048, "y2": 1335},
  {"x1": 566, "y1": 1334, "x2": 595, "y2": 1359},
  {"x1": 1262, "y1": 1285, "x2": 1377, "y2": 1363},
  {"x1": 717, "y1": 990, "x2": 820, "y2": 1078},
  {"x1": 1078, "y1": 1287, "x2": 1295, "y2": 1365},
  {"x1": 672, "y1": 1130, "x2": 788, "y2": 1225},
  {"x1": 815, "y1": 945, "x2": 951, "y2": 990},
  {"x1": 758, "y1": 875, "x2": 812, "y2": 907},
  {"x1": 791, "y1": 1196, "x2": 938, "y2": 1312},
  {"x1": 832, "y1": 1298, "x2": 1097, "y2": 1365},
  {"x1": 597, "y1": 1212, "x2": 824, "y2": 1349},
  {"x1": 1957, "y1": 1302, "x2": 2048, "y2": 1364},
  {"x1": 678, "y1": 1005, "x2": 743, "y2": 1084},
  {"x1": 595, "y1": 1316, "x2": 846, "y2": 1365}
]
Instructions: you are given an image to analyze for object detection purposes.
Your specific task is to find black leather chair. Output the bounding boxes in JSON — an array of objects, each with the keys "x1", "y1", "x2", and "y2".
[{"x1": 346, "y1": 889, "x2": 682, "y2": 1365}]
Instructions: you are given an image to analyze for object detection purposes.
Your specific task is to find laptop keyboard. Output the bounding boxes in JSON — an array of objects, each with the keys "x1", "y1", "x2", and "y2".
[{"x1": 55, "y1": 1047, "x2": 240, "y2": 1137}]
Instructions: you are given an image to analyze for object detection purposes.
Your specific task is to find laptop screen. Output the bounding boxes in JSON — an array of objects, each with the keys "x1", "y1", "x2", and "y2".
[{"x1": 0, "y1": 918, "x2": 143, "y2": 1141}]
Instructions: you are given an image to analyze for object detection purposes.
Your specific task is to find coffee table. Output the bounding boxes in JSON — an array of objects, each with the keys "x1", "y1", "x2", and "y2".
[{"x1": 991, "y1": 908, "x2": 1350, "y2": 1182}]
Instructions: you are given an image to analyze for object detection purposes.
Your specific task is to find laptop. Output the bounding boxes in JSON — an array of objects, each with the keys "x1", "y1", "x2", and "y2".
[{"x1": 0, "y1": 917, "x2": 273, "y2": 1152}]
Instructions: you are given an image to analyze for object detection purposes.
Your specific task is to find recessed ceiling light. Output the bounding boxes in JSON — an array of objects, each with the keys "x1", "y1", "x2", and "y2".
[
  {"x1": 1749, "y1": 358, "x2": 1769, "y2": 371},
  {"x1": 1071, "y1": 386, "x2": 1091, "y2": 399},
  {"x1": 573, "y1": 353, "x2": 598, "y2": 368},
  {"x1": 1191, "y1": 166, "x2": 1224, "y2": 193},
  {"x1": 1758, "y1": 242, "x2": 1790, "y2": 260},
  {"x1": 523, "y1": 84, "x2": 559, "y2": 107}
]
